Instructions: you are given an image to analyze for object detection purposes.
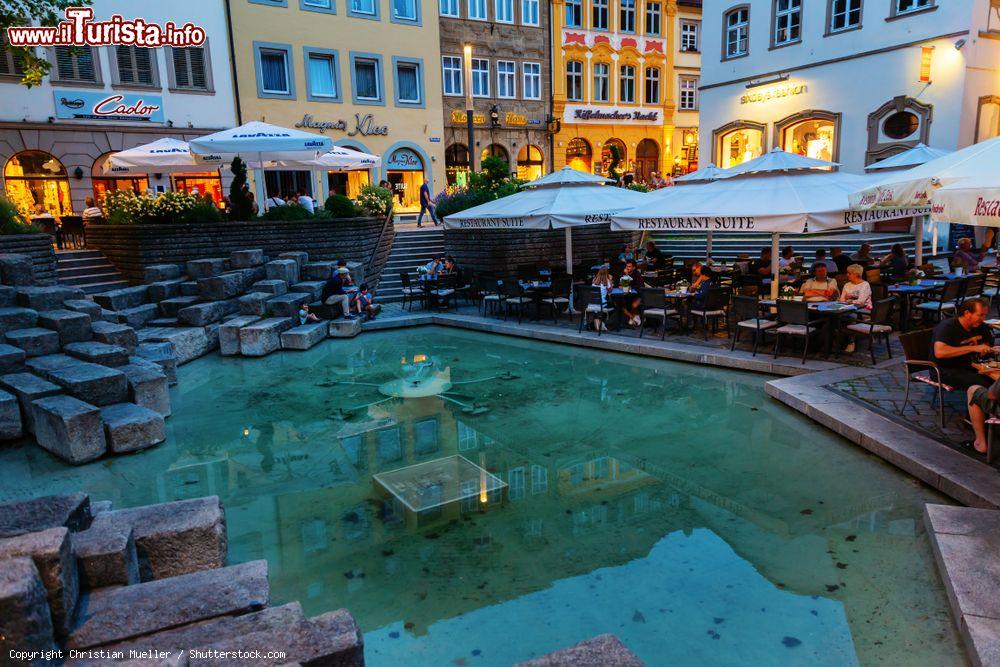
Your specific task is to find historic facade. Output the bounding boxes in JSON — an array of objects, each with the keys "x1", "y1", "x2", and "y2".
[
  {"x1": 227, "y1": 0, "x2": 447, "y2": 213},
  {"x1": 438, "y1": 0, "x2": 553, "y2": 186},
  {"x1": 551, "y1": 0, "x2": 702, "y2": 183}
]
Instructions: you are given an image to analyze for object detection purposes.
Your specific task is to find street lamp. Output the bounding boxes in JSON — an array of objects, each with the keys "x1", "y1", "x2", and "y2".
[{"x1": 463, "y1": 43, "x2": 476, "y2": 173}]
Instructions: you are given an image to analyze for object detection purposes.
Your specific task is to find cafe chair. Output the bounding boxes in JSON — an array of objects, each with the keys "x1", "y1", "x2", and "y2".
[
  {"x1": 773, "y1": 300, "x2": 823, "y2": 364},
  {"x1": 845, "y1": 297, "x2": 896, "y2": 365},
  {"x1": 915, "y1": 279, "x2": 963, "y2": 323},
  {"x1": 399, "y1": 272, "x2": 420, "y2": 311},
  {"x1": 688, "y1": 287, "x2": 731, "y2": 340},
  {"x1": 501, "y1": 281, "x2": 531, "y2": 323},
  {"x1": 731, "y1": 295, "x2": 777, "y2": 356},
  {"x1": 898, "y1": 328, "x2": 952, "y2": 428},
  {"x1": 455, "y1": 267, "x2": 476, "y2": 305},
  {"x1": 431, "y1": 274, "x2": 458, "y2": 311},
  {"x1": 959, "y1": 274, "x2": 985, "y2": 304},
  {"x1": 638, "y1": 287, "x2": 676, "y2": 340},
  {"x1": 575, "y1": 285, "x2": 611, "y2": 335},
  {"x1": 541, "y1": 276, "x2": 572, "y2": 323},
  {"x1": 982, "y1": 417, "x2": 998, "y2": 464}
]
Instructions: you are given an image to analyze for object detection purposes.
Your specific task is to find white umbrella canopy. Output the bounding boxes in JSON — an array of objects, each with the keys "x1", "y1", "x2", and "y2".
[
  {"x1": 443, "y1": 183, "x2": 650, "y2": 230},
  {"x1": 105, "y1": 138, "x2": 232, "y2": 175},
  {"x1": 931, "y1": 175, "x2": 1000, "y2": 227},
  {"x1": 612, "y1": 169, "x2": 922, "y2": 233},
  {"x1": 188, "y1": 120, "x2": 332, "y2": 160},
  {"x1": 524, "y1": 166, "x2": 614, "y2": 188},
  {"x1": 265, "y1": 145, "x2": 381, "y2": 172},
  {"x1": 671, "y1": 163, "x2": 730, "y2": 183},
  {"x1": 723, "y1": 147, "x2": 839, "y2": 177},
  {"x1": 850, "y1": 135, "x2": 1000, "y2": 210},
  {"x1": 864, "y1": 143, "x2": 953, "y2": 172}
]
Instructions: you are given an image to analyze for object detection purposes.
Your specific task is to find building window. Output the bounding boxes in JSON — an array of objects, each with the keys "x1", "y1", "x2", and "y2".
[
  {"x1": 620, "y1": 0, "x2": 636, "y2": 32},
  {"x1": 305, "y1": 49, "x2": 340, "y2": 101},
  {"x1": 724, "y1": 6, "x2": 750, "y2": 58},
  {"x1": 471, "y1": 58, "x2": 489, "y2": 96},
  {"x1": 828, "y1": 0, "x2": 862, "y2": 31},
  {"x1": 565, "y1": 0, "x2": 582, "y2": 27},
  {"x1": 508, "y1": 467, "x2": 525, "y2": 500},
  {"x1": 497, "y1": 60, "x2": 516, "y2": 98},
  {"x1": 619, "y1": 65, "x2": 635, "y2": 103},
  {"x1": 883, "y1": 111, "x2": 919, "y2": 139},
  {"x1": 349, "y1": 0, "x2": 378, "y2": 14},
  {"x1": 522, "y1": 61, "x2": 541, "y2": 98},
  {"x1": 593, "y1": 62, "x2": 610, "y2": 102},
  {"x1": 645, "y1": 2, "x2": 661, "y2": 35},
  {"x1": 779, "y1": 115, "x2": 837, "y2": 161},
  {"x1": 715, "y1": 121, "x2": 765, "y2": 168},
  {"x1": 257, "y1": 45, "x2": 292, "y2": 96},
  {"x1": 468, "y1": 0, "x2": 487, "y2": 19},
  {"x1": 894, "y1": 0, "x2": 932, "y2": 15},
  {"x1": 530, "y1": 464, "x2": 548, "y2": 494},
  {"x1": 392, "y1": 0, "x2": 419, "y2": 21},
  {"x1": 566, "y1": 60, "x2": 583, "y2": 101},
  {"x1": 566, "y1": 137, "x2": 593, "y2": 172},
  {"x1": 989, "y1": 0, "x2": 1000, "y2": 33},
  {"x1": 522, "y1": 0, "x2": 539, "y2": 24},
  {"x1": 3, "y1": 151, "x2": 73, "y2": 219},
  {"x1": 679, "y1": 75, "x2": 697, "y2": 110},
  {"x1": 446, "y1": 144, "x2": 470, "y2": 185},
  {"x1": 680, "y1": 20, "x2": 699, "y2": 51},
  {"x1": 394, "y1": 58, "x2": 422, "y2": 105},
  {"x1": 482, "y1": 143, "x2": 509, "y2": 164},
  {"x1": 53, "y1": 46, "x2": 98, "y2": 83},
  {"x1": 442, "y1": 55, "x2": 462, "y2": 95},
  {"x1": 644, "y1": 66, "x2": 659, "y2": 104},
  {"x1": 169, "y1": 46, "x2": 211, "y2": 91},
  {"x1": 495, "y1": 0, "x2": 514, "y2": 22},
  {"x1": 0, "y1": 39, "x2": 25, "y2": 80},
  {"x1": 440, "y1": 0, "x2": 460, "y2": 16},
  {"x1": 593, "y1": 0, "x2": 609, "y2": 29},
  {"x1": 112, "y1": 46, "x2": 156, "y2": 87},
  {"x1": 301, "y1": 0, "x2": 335, "y2": 12},
  {"x1": 773, "y1": 0, "x2": 802, "y2": 46},
  {"x1": 351, "y1": 54, "x2": 382, "y2": 103},
  {"x1": 517, "y1": 144, "x2": 544, "y2": 180},
  {"x1": 976, "y1": 96, "x2": 1000, "y2": 143}
]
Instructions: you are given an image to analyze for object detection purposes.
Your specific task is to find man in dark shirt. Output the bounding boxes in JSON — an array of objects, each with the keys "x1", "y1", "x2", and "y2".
[
  {"x1": 643, "y1": 241, "x2": 664, "y2": 270},
  {"x1": 930, "y1": 298, "x2": 997, "y2": 390},
  {"x1": 321, "y1": 267, "x2": 356, "y2": 319},
  {"x1": 749, "y1": 247, "x2": 773, "y2": 278},
  {"x1": 620, "y1": 260, "x2": 644, "y2": 289},
  {"x1": 830, "y1": 247, "x2": 852, "y2": 275},
  {"x1": 417, "y1": 176, "x2": 438, "y2": 227}
]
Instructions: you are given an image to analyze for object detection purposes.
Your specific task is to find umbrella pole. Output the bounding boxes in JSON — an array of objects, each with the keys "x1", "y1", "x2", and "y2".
[
  {"x1": 565, "y1": 227, "x2": 573, "y2": 275},
  {"x1": 706, "y1": 231, "x2": 713, "y2": 262},
  {"x1": 932, "y1": 221, "x2": 939, "y2": 257},
  {"x1": 254, "y1": 151, "x2": 266, "y2": 211},
  {"x1": 770, "y1": 233, "x2": 780, "y2": 301},
  {"x1": 915, "y1": 215, "x2": 925, "y2": 267}
]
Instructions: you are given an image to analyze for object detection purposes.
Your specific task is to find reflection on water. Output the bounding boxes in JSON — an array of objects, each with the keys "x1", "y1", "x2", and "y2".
[{"x1": 0, "y1": 329, "x2": 965, "y2": 666}]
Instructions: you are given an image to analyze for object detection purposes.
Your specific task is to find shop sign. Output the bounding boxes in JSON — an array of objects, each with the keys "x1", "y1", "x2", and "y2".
[
  {"x1": 450, "y1": 110, "x2": 487, "y2": 124},
  {"x1": 740, "y1": 84, "x2": 808, "y2": 105},
  {"x1": 386, "y1": 148, "x2": 422, "y2": 170},
  {"x1": 563, "y1": 105, "x2": 660, "y2": 125},
  {"x1": 53, "y1": 90, "x2": 164, "y2": 123},
  {"x1": 504, "y1": 112, "x2": 528, "y2": 126},
  {"x1": 294, "y1": 113, "x2": 389, "y2": 137}
]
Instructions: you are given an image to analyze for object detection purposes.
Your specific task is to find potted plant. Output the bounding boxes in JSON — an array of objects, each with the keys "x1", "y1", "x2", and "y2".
[
  {"x1": 620, "y1": 274, "x2": 633, "y2": 292},
  {"x1": 780, "y1": 285, "x2": 796, "y2": 299}
]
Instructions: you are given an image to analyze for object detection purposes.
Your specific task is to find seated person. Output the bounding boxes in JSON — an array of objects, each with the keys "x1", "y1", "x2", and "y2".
[
  {"x1": 619, "y1": 260, "x2": 644, "y2": 290},
  {"x1": 298, "y1": 303, "x2": 321, "y2": 325},
  {"x1": 814, "y1": 248, "x2": 838, "y2": 274},
  {"x1": 851, "y1": 243, "x2": 873, "y2": 266},
  {"x1": 778, "y1": 247, "x2": 795, "y2": 269},
  {"x1": 799, "y1": 263, "x2": 839, "y2": 302},
  {"x1": 953, "y1": 237, "x2": 982, "y2": 273},
  {"x1": 749, "y1": 248, "x2": 773, "y2": 280},
  {"x1": 878, "y1": 243, "x2": 910, "y2": 280},
  {"x1": 422, "y1": 257, "x2": 443, "y2": 279},
  {"x1": 353, "y1": 284, "x2": 379, "y2": 320},
  {"x1": 643, "y1": 241, "x2": 664, "y2": 270},
  {"x1": 689, "y1": 262, "x2": 709, "y2": 292},
  {"x1": 591, "y1": 267, "x2": 614, "y2": 331},
  {"x1": 831, "y1": 246, "x2": 852, "y2": 275},
  {"x1": 618, "y1": 243, "x2": 636, "y2": 263},
  {"x1": 839, "y1": 264, "x2": 873, "y2": 310},
  {"x1": 443, "y1": 256, "x2": 459, "y2": 274},
  {"x1": 967, "y1": 377, "x2": 1000, "y2": 454},
  {"x1": 691, "y1": 267, "x2": 717, "y2": 310},
  {"x1": 930, "y1": 298, "x2": 997, "y2": 390},
  {"x1": 335, "y1": 260, "x2": 355, "y2": 289},
  {"x1": 623, "y1": 292, "x2": 641, "y2": 327},
  {"x1": 320, "y1": 267, "x2": 356, "y2": 319}
]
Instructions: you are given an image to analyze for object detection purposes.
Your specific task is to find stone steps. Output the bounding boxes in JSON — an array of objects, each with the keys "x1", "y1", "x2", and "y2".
[
  {"x1": 380, "y1": 230, "x2": 446, "y2": 302},
  {"x1": 648, "y1": 231, "x2": 933, "y2": 262},
  {"x1": 55, "y1": 250, "x2": 128, "y2": 295}
]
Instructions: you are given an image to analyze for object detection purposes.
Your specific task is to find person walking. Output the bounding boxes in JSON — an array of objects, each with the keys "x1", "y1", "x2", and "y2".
[{"x1": 417, "y1": 176, "x2": 438, "y2": 227}]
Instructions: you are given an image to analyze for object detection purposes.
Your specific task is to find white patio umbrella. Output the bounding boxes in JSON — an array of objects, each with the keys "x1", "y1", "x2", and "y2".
[
  {"x1": 614, "y1": 150, "x2": 923, "y2": 297},
  {"x1": 930, "y1": 175, "x2": 1000, "y2": 227},
  {"x1": 105, "y1": 138, "x2": 232, "y2": 175},
  {"x1": 443, "y1": 166, "x2": 651, "y2": 273},
  {"x1": 667, "y1": 163, "x2": 732, "y2": 259},
  {"x1": 864, "y1": 143, "x2": 953, "y2": 172},
  {"x1": 266, "y1": 145, "x2": 381, "y2": 172}
]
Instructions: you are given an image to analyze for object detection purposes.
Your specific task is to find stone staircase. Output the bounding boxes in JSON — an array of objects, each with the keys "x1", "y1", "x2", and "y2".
[
  {"x1": 648, "y1": 230, "x2": 933, "y2": 263},
  {"x1": 378, "y1": 228, "x2": 445, "y2": 302},
  {"x1": 56, "y1": 250, "x2": 129, "y2": 295}
]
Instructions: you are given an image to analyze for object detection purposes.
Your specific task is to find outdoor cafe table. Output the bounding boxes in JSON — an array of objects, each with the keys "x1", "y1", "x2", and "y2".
[
  {"x1": 759, "y1": 300, "x2": 858, "y2": 357},
  {"x1": 519, "y1": 280, "x2": 553, "y2": 320},
  {"x1": 887, "y1": 279, "x2": 946, "y2": 331}
]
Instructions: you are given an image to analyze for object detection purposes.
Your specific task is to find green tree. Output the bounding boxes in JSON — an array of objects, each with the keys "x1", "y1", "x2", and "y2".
[
  {"x1": 2, "y1": 0, "x2": 92, "y2": 88},
  {"x1": 228, "y1": 157, "x2": 255, "y2": 220}
]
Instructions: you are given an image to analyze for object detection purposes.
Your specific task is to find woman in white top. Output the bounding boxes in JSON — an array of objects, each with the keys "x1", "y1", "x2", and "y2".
[
  {"x1": 839, "y1": 264, "x2": 873, "y2": 310},
  {"x1": 590, "y1": 266, "x2": 614, "y2": 330}
]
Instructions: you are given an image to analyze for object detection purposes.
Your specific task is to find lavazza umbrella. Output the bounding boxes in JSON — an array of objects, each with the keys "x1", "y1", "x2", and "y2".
[
  {"x1": 105, "y1": 137, "x2": 233, "y2": 174},
  {"x1": 613, "y1": 148, "x2": 925, "y2": 297},
  {"x1": 442, "y1": 166, "x2": 651, "y2": 273}
]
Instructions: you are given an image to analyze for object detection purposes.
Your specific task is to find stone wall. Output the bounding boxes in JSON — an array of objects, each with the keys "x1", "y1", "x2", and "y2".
[
  {"x1": 0, "y1": 234, "x2": 57, "y2": 285},
  {"x1": 443, "y1": 225, "x2": 640, "y2": 275},
  {"x1": 85, "y1": 217, "x2": 393, "y2": 287}
]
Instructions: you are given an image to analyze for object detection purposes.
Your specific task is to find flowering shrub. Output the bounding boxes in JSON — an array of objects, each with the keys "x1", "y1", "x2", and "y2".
[
  {"x1": 0, "y1": 197, "x2": 38, "y2": 235},
  {"x1": 102, "y1": 190, "x2": 221, "y2": 224},
  {"x1": 357, "y1": 185, "x2": 394, "y2": 217}
]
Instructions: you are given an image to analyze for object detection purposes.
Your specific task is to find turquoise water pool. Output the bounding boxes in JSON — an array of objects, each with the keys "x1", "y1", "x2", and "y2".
[{"x1": 0, "y1": 328, "x2": 965, "y2": 666}]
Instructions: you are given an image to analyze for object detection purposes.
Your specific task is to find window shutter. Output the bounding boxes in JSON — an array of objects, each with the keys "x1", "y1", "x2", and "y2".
[
  {"x1": 134, "y1": 48, "x2": 153, "y2": 85},
  {"x1": 55, "y1": 46, "x2": 75, "y2": 79},
  {"x1": 172, "y1": 48, "x2": 190, "y2": 87},
  {"x1": 116, "y1": 46, "x2": 135, "y2": 83},
  {"x1": 172, "y1": 47, "x2": 206, "y2": 89},
  {"x1": 189, "y1": 48, "x2": 206, "y2": 89}
]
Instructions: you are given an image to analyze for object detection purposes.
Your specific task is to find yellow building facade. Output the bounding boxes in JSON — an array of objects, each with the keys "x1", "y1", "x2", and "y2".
[
  {"x1": 551, "y1": 0, "x2": 700, "y2": 183},
  {"x1": 228, "y1": 0, "x2": 447, "y2": 212}
]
